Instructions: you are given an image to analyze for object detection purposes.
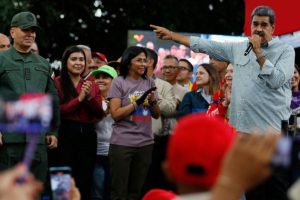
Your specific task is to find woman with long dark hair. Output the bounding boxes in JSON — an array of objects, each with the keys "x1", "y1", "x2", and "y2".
[
  {"x1": 108, "y1": 46, "x2": 160, "y2": 200},
  {"x1": 54, "y1": 45, "x2": 104, "y2": 199}
]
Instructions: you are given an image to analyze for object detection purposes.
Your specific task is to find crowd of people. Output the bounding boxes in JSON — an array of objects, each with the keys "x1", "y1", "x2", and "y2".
[{"x1": 0, "y1": 5, "x2": 299, "y2": 200}]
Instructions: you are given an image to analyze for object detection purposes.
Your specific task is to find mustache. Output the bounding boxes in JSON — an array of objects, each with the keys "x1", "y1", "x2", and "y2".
[{"x1": 254, "y1": 32, "x2": 264, "y2": 36}]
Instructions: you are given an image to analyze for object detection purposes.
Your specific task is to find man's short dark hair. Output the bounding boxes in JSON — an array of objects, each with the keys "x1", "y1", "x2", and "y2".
[
  {"x1": 179, "y1": 58, "x2": 193, "y2": 72},
  {"x1": 251, "y1": 6, "x2": 275, "y2": 25},
  {"x1": 164, "y1": 55, "x2": 178, "y2": 64}
]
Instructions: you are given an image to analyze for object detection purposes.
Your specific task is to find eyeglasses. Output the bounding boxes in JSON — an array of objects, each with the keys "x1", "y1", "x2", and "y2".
[
  {"x1": 178, "y1": 66, "x2": 192, "y2": 72},
  {"x1": 162, "y1": 65, "x2": 178, "y2": 71}
]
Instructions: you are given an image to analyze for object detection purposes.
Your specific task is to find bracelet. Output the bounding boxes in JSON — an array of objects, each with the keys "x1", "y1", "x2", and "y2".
[{"x1": 256, "y1": 55, "x2": 265, "y2": 63}]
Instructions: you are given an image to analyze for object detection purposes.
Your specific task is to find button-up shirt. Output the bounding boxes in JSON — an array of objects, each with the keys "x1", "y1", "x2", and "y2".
[
  {"x1": 0, "y1": 46, "x2": 60, "y2": 142},
  {"x1": 190, "y1": 37, "x2": 295, "y2": 133}
]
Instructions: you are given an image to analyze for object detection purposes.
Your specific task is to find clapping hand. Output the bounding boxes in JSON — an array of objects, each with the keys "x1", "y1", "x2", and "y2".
[
  {"x1": 136, "y1": 87, "x2": 157, "y2": 106},
  {"x1": 78, "y1": 81, "x2": 92, "y2": 102},
  {"x1": 223, "y1": 86, "x2": 232, "y2": 107}
]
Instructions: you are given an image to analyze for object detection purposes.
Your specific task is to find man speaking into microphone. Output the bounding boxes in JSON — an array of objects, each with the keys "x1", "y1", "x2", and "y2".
[
  {"x1": 151, "y1": 6, "x2": 294, "y2": 200},
  {"x1": 244, "y1": 32, "x2": 264, "y2": 56},
  {"x1": 150, "y1": 6, "x2": 294, "y2": 134}
]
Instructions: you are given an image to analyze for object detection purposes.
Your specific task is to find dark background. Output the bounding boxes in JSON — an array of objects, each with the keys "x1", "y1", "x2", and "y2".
[{"x1": 0, "y1": 0, "x2": 299, "y2": 64}]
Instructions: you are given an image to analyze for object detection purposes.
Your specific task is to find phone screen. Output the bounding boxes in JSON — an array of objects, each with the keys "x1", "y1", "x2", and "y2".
[
  {"x1": 272, "y1": 137, "x2": 292, "y2": 168},
  {"x1": 272, "y1": 136, "x2": 300, "y2": 173},
  {"x1": 49, "y1": 167, "x2": 72, "y2": 200}
]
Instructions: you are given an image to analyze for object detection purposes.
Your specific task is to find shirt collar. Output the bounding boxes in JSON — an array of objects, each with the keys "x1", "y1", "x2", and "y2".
[
  {"x1": 11, "y1": 46, "x2": 34, "y2": 62},
  {"x1": 263, "y1": 36, "x2": 279, "y2": 48}
]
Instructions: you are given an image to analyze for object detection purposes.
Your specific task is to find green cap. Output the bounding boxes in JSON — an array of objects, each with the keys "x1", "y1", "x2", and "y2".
[
  {"x1": 10, "y1": 11, "x2": 39, "y2": 30},
  {"x1": 91, "y1": 65, "x2": 118, "y2": 79}
]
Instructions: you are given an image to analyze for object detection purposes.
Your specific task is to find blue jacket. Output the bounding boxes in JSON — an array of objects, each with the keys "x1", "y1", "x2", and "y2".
[{"x1": 177, "y1": 89, "x2": 210, "y2": 118}]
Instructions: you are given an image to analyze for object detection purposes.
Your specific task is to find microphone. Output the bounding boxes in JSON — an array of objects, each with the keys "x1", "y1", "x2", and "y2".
[
  {"x1": 244, "y1": 42, "x2": 253, "y2": 56},
  {"x1": 244, "y1": 32, "x2": 264, "y2": 56}
]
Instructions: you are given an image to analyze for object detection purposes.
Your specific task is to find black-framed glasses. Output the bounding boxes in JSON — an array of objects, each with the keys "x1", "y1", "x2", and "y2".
[
  {"x1": 162, "y1": 65, "x2": 178, "y2": 71},
  {"x1": 178, "y1": 66, "x2": 192, "y2": 72}
]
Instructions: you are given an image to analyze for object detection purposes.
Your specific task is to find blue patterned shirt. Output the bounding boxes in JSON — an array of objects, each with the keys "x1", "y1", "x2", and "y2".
[{"x1": 190, "y1": 36, "x2": 295, "y2": 132}]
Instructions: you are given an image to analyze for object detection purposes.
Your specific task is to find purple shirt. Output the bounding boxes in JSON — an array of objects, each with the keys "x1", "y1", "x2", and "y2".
[
  {"x1": 291, "y1": 90, "x2": 300, "y2": 110},
  {"x1": 108, "y1": 76, "x2": 156, "y2": 147}
]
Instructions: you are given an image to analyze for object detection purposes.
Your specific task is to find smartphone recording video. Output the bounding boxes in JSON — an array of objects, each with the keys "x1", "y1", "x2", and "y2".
[{"x1": 50, "y1": 166, "x2": 72, "y2": 200}]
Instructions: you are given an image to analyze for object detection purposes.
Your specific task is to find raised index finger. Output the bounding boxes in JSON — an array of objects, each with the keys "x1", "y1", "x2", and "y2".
[{"x1": 150, "y1": 24, "x2": 160, "y2": 30}]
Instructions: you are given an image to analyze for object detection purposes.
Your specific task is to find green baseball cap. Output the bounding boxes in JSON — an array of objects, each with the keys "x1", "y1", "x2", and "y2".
[
  {"x1": 91, "y1": 65, "x2": 118, "y2": 79},
  {"x1": 10, "y1": 11, "x2": 39, "y2": 30}
]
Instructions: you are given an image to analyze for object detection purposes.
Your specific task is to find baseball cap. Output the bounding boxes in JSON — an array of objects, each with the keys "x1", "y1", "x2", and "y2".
[
  {"x1": 167, "y1": 113, "x2": 236, "y2": 188},
  {"x1": 91, "y1": 65, "x2": 117, "y2": 79},
  {"x1": 11, "y1": 11, "x2": 39, "y2": 30},
  {"x1": 142, "y1": 189, "x2": 177, "y2": 200},
  {"x1": 92, "y1": 52, "x2": 108, "y2": 63}
]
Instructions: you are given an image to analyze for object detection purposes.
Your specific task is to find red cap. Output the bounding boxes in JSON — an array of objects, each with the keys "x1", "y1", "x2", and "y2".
[
  {"x1": 92, "y1": 52, "x2": 108, "y2": 63},
  {"x1": 167, "y1": 113, "x2": 236, "y2": 188},
  {"x1": 142, "y1": 189, "x2": 177, "y2": 200}
]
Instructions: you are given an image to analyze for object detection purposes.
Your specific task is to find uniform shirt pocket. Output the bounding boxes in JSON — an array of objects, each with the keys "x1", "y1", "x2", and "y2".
[
  {"x1": 1, "y1": 67, "x2": 22, "y2": 92},
  {"x1": 30, "y1": 66, "x2": 49, "y2": 92}
]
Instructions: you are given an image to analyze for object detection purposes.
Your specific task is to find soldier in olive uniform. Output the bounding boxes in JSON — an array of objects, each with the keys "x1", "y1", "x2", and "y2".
[{"x1": 0, "y1": 11, "x2": 60, "y2": 183}]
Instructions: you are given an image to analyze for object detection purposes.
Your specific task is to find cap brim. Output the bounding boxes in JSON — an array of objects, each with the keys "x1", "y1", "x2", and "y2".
[
  {"x1": 91, "y1": 70, "x2": 113, "y2": 79},
  {"x1": 20, "y1": 25, "x2": 40, "y2": 31}
]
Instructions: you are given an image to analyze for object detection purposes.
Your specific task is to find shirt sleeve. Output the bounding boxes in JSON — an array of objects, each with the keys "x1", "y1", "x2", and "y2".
[
  {"x1": 54, "y1": 78, "x2": 82, "y2": 116},
  {"x1": 258, "y1": 45, "x2": 295, "y2": 89},
  {"x1": 108, "y1": 77, "x2": 123, "y2": 99},
  {"x1": 177, "y1": 92, "x2": 192, "y2": 118},
  {"x1": 189, "y1": 36, "x2": 235, "y2": 63},
  {"x1": 60, "y1": 97, "x2": 81, "y2": 116},
  {"x1": 45, "y1": 69, "x2": 60, "y2": 135},
  {"x1": 157, "y1": 80, "x2": 177, "y2": 116}
]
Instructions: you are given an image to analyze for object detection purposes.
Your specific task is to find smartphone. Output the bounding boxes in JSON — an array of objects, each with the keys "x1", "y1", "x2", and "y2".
[
  {"x1": 49, "y1": 167, "x2": 72, "y2": 200},
  {"x1": 143, "y1": 87, "x2": 157, "y2": 97}
]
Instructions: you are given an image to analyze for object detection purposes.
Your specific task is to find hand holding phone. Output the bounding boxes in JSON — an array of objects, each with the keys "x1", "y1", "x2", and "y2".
[
  {"x1": 50, "y1": 167, "x2": 72, "y2": 200},
  {"x1": 136, "y1": 87, "x2": 157, "y2": 106}
]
